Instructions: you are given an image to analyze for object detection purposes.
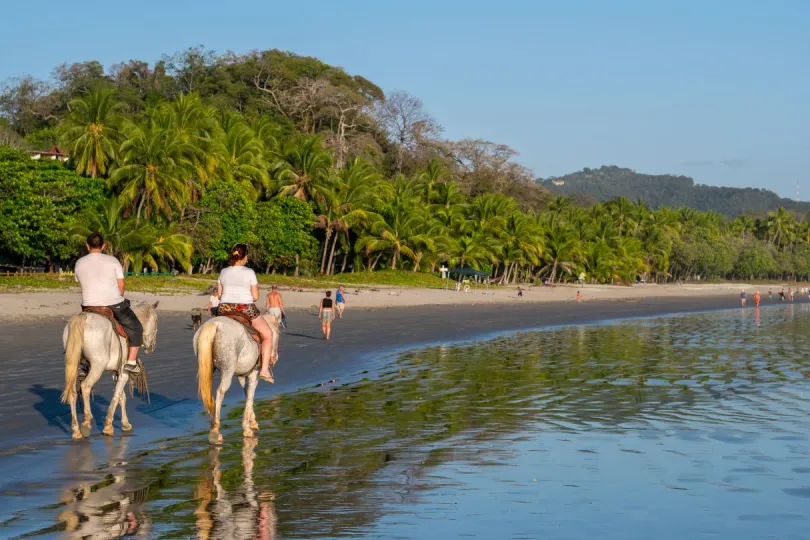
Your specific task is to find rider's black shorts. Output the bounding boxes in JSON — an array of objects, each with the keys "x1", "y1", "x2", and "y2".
[{"x1": 108, "y1": 299, "x2": 144, "y2": 347}]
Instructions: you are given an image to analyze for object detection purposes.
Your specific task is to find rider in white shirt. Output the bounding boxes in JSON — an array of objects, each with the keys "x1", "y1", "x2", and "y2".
[
  {"x1": 216, "y1": 244, "x2": 276, "y2": 383},
  {"x1": 74, "y1": 233, "x2": 143, "y2": 373}
]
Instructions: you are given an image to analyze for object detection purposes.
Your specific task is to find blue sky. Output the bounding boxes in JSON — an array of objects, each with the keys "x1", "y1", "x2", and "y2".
[{"x1": 2, "y1": 0, "x2": 808, "y2": 198}]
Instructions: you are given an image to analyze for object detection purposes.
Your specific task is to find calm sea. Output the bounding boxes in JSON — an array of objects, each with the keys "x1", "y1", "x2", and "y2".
[{"x1": 4, "y1": 305, "x2": 810, "y2": 539}]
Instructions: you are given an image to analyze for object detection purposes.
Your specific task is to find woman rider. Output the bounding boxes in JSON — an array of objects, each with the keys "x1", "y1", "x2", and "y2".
[{"x1": 217, "y1": 244, "x2": 276, "y2": 383}]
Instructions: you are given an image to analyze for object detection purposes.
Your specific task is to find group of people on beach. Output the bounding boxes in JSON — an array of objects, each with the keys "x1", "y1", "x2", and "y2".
[
  {"x1": 74, "y1": 237, "x2": 349, "y2": 390},
  {"x1": 740, "y1": 286, "x2": 807, "y2": 307}
]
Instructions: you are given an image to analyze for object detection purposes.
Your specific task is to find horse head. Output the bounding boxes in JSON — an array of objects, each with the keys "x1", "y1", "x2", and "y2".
[{"x1": 137, "y1": 301, "x2": 160, "y2": 353}]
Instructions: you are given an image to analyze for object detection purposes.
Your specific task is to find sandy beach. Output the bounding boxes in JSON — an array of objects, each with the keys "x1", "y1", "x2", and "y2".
[
  {"x1": 0, "y1": 282, "x2": 772, "y2": 321},
  {"x1": 0, "y1": 290, "x2": 763, "y2": 451}
]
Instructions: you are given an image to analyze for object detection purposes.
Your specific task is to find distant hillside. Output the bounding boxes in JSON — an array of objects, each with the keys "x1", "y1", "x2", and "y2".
[{"x1": 539, "y1": 166, "x2": 810, "y2": 216}]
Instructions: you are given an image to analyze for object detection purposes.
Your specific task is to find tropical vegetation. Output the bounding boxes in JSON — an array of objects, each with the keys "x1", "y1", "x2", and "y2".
[{"x1": 2, "y1": 47, "x2": 810, "y2": 284}]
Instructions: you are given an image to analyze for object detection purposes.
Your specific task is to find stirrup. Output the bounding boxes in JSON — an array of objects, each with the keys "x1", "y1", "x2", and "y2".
[{"x1": 123, "y1": 362, "x2": 141, "y2": 374}]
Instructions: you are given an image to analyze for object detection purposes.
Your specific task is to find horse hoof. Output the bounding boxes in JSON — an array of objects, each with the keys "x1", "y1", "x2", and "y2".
[
  {"x1": 102, "y1": 426, "x2": 114, "y2": 437},
  {"x1": 80, "y1": 424, "x2": 92, "y2": 438},
  {"x1": 250, "y1": 423, "x2": 259, "y2": 432},
  {"x1": 72, "y1": 432, "x2": 83, "y2": 440},
  {"x1": 243, "y1": 430, "x2": 255, "y2": 439},
  {"x1": 209, "y1": 432, "x2": 223, "y2": 445},
  {"x1": 121, "y1": 423, "x2": 133, "y2": 432}
]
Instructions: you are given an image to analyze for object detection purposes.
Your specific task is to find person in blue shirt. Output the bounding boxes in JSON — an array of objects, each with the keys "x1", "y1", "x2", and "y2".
[{"x1": 335, "y1": 285, "x2": 346, "y2": 319}]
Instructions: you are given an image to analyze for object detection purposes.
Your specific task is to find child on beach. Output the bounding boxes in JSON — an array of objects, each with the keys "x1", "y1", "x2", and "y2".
[
  {"x1": 576, "y1": 290, "x2": 581, "y2": 303},
  {"x1": 517, "y1": 287, "x2": 524, "y2": 298},
  {"x1": 740, "y1": 289, "x2": 746, "y2": 307},
  {"x1": 768, "y1": 289, "x2": 773, "y2": 301},
  {"x1": 754, "y1": 291, "x2": 761, "y2": 307}
]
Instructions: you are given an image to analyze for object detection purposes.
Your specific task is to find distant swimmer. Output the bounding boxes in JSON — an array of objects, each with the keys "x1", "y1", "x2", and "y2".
[
  {"x1": 754, "y1": 291, "x2": 761, "y2": 307},
  {"x1": 740, "y1": 289, "x2": 746, "y2": 307}
]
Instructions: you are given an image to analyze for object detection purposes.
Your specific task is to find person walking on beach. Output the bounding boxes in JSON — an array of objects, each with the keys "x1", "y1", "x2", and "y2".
[
  {"x1": 319, "y1": 291, "x2": 334, "y2": 339},
  {"x1": 576, "y1": 290, "x2": 582, "y2": 303},
  {"x1": 517, "y1": 286, "x2": 524, "y2": 298},
  {"x1": 779, "y1": 288, "x2": 785, "y2": 301},
  {"x1": 754, "y1": 291, "x2": 761, "y2": 307},
  {"x1": 740, "y1": 289, "x2": 746, "y2": 307},
  {"x1": 217, "y1": 244, "x2": 276, "y2": 383},
  {"x1": 74, "y1": 233, "x2": 143, "y2": 374},
  {"x1": 335, "y1": 285, "x2": 346, "y2": 319},
  {"x1": 265, "y1": 285, "x2": 285, "y2": 321},
  {"x1": 768, "y1": 289, "x2": 773, "y2": 301},
  {"x1": 206, "y1": 290, "x2": 220, "y2": 317},
  {"x1": 788, "y1": 287, "x2": 793, "y2": 301}
]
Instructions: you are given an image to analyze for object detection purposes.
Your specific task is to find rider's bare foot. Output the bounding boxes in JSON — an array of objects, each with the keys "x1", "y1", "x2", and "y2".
[{"x1": 259, "y1": 371, "x2": 274, "y2": 383}]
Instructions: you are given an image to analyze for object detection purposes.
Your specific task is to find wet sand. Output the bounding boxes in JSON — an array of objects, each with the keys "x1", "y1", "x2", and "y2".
[
  {"x1": 0, "y1": 293, "x2": 751, "y2": 453},
  {"x1": 0, "y1": 294, "x2": 786, "y2": 535}
]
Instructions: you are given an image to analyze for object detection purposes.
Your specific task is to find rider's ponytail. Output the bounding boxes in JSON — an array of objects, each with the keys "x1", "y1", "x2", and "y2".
[{"x1": 228, "y1": 243, "x2": 248, "y2": 266}]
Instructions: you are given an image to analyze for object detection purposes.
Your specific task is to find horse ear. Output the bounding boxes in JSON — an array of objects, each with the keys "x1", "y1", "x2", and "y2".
[{"x1": 152, "y1": 301, "x2": 160, "y2": 310}]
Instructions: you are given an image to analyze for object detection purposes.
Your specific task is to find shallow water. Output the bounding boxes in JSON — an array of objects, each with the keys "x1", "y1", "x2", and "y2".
[{"x1": 2, "y1": 305, "x2": 810, "y2": 539}]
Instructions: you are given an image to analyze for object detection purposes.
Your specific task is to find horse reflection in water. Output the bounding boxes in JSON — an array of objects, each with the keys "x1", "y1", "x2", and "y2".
[
  {"x1": 195, "y1": 437, "x2": 278, "y2": 539},
  {"x1": 55, "y1": 437, "x2": 151, "y2": 538}
]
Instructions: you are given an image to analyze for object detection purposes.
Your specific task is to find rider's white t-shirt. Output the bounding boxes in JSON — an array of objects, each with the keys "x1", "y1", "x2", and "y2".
[
  {"x1": 218, "y1": 266, "x2": 258, "y2": 304},
  {"x1": 74, "y1": 253, "x2": 125, "y2": 306}
]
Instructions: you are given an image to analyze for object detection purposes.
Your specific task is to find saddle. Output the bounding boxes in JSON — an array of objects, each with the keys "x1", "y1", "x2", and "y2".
[
  {"x1": 82, "y1": 306, "x2": 128, "y2": 341},
  {"x1": 220, "y1": 312, "x2": 262, "y2": 345}
]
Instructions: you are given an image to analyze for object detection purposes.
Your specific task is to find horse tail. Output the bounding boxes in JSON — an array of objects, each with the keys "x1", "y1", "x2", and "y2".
[
  {"x1": 61, "y1": 314, "x2": 86, "y2": 403},
  {"x1": 196, "y1": 322, "x2": 217, "y2": 416}
]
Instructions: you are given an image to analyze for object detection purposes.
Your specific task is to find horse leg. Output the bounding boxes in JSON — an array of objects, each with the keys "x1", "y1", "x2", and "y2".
[
  {"x1": 246, "y1": 370, "x2": 260, "y2": 433},
  {"x1": 103, "y1": 373, "x2": 128, "y2": 436},
  {"x1": 80, "y1": 363, "x2": 104, "y2": 437},
  {"x1": 119, "y1": 383, "x2": 132, "y2": 432},
  {"x1": 69, "y1": 384, "x2": 82, "y2": 440},
  {"x1": 237, "y1": 375, "x2": 253, "y2": 438},
  {"x1": 210, "y1": 371, "x2": 233, "y2": 444}
]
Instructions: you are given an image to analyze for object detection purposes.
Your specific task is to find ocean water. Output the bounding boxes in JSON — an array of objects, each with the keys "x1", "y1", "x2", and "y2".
[{"x1": 3, "y1": 305, "x2": 810, "y2": 539}]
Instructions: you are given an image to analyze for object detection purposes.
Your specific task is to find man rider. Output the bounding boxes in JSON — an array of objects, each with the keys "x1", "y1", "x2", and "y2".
[{"x1": 74, "y1": 233, "x2": 143, "y2": 373}]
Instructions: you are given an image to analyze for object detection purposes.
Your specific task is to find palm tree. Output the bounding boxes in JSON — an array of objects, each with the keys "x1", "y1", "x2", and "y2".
[
  {"x1": 417, "y1": 157, "x2": 448, "y2": 204},
  {"x1": 322, "y1": 158, "x2": 380, "y2": 274},
  {"x1": 61, "y1": 89, "x2": 126, "y2": 178},
  {"x1": 451, "y1": 233, "x2": 495, "y2": 271},
  {"x1": 539, "y1": 225, "x2": 578, "y2": 283},
  {"x1": 274, "y1": 135, "x2": 333, "y2": 201},
  {"x1": 111, "y1": 121, "x2": 192, "y2": 221},
  {"x1": 767, "y1": 207, "x2": 796, "y2": 248},
  {"x1": 499, "y1": 213, "x2": 540, "y2": 284},
  {"x1": 212, "y1": 119, "x2": 269, "y2": 199},
  {"x1": 72, "y1": 198, "x2": 144, "y2": 266},
  {"x1": 464, "y1": 193, "x2": 516, "y2": 236}
]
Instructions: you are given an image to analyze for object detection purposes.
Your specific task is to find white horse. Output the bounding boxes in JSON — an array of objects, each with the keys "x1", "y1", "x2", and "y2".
[
  {"x1": 194, "y1": 313, "x2": 280, "y2": 443},
  {"x1": 61, "y1": 302, "x2": 159, "y2": 439}
]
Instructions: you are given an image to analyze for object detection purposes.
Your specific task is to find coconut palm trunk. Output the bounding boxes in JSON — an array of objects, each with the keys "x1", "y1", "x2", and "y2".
[
  {"x1": 320, "y1": 229, "x2": 333, "y2": 274},
  {"x1": 326, "y1": 232, "x2": 340, "y2": 275}
]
